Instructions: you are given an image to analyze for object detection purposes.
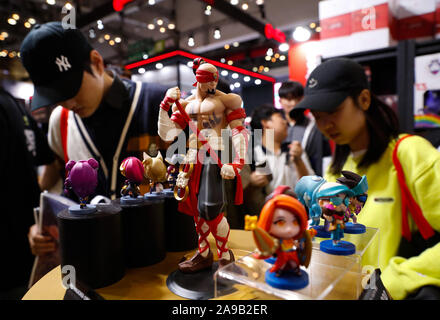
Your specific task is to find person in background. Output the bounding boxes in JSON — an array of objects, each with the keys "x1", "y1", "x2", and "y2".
[
  {"x1": 295, "y1": 58, "x2": 440, "y2": 300},
  {"x1": 279, "y1": 81, "x2": 331, "y2": 176},
  {"x1": 244, "y1": 104, "x2": 314, "y2": 215},
  {"x1": 21, "y1": 22, "x2": 167, "y2": 259},
  {"x1": 0, "y1": 87, "x2": 55, "y2": 299}
]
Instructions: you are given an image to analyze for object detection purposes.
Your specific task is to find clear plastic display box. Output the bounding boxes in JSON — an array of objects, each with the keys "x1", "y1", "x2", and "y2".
[{"x1": 214, "y1": 226, "x2": 379, "y2": 300}]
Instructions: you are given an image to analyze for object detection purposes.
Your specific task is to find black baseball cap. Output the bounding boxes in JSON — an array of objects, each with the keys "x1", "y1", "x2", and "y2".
[
  {"x1": 295, "y1": 58, "x2": 369, "y2": 112},
  {"x1": 20, "y1": 21, "x2": 92, "y2": 110}
]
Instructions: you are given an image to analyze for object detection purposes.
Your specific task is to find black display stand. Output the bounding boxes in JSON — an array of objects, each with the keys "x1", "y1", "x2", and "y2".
[
  {"x1": 166, "y1": 262, "x2": 237, "y2": 300},
  {"x1": 58, "y1": 203, "x2": 125, "y2": 289},
  {"x1": 115, "y1": 198, "x2": 166, "y2": 268},
  {"x1": 163, "y1": 193, "x2": 198, "y2": 252}
]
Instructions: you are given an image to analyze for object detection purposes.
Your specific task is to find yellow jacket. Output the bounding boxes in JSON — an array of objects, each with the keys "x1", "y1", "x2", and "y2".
[{"x1": 325, "y1": 134, "x2": 440, "y2": 299}]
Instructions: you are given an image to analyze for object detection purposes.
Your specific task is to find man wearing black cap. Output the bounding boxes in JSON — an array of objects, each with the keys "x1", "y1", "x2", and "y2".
[{"x1": 21, "y1": 22, "x2": 166, "y2": 256}]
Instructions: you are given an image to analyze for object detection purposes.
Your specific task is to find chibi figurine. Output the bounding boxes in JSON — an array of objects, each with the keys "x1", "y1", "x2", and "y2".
[
  {"x1": 165, "y1": 154, "x2": 185, "y2": 190},
  {"x1": 119, "y1": 156, "x2": 144, "y2": 204},
  {"x1": 157, "y1": 57, "x2": 248, "y2": 273},
  {"x1": 336, "y1": 171, "x2": 368, "y2": 234},
  {"x1": 252, "y1": 194, "x2": 312, "y2": 290},
  {"x1": 142, "y1": 151, "x2": 167, "y2": 195},
  {"x1": 294, "y1": 175, "x2": 326, "y2": 227},
  {"x1": 64, "y1": 158, "x2": 99, "y2": 214}
]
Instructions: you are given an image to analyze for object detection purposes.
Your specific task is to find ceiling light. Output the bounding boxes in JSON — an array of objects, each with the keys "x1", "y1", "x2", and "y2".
[
  {"x1": 279, "y1": 42, "x2": 289, "y2": 52},
  {"x1": 220, "y1": 58, "x2": 226, "y2": 63},
  {"x1": 230, "y1": 84, "x2": 235, "y2": 91},
  {"x1": 0, "y1": 51, "x2": 6, "y2": 57},
  {"x1": 0, "y1": 36, "x2": 4, "y2": 41},
  {"x1": 256, "y1": 0, "x2": 264, "y2": 4},
  {"x1": 115, "y1": 37, "x2": 122, "y2": 43},
  {"x1": 279, "y1": 55, "x2": 286, "y2": 61},
  {"x1": 7, "y1": 18, "x2": 16, "y2": 25},
  {"x1": 64, "y1": 2, "x2": 73, "y2": 10},
  {"x1": 148, "y1": 0, "x2": 155, "y2": 4},
  {"x1": 188, "y1": 35, "x2": 195, "y2": 47},
  {"x1": 12, "y1": 14, "x2": 19, "y2": 20},
  {"x1": 138, "y1": 68, "x2": 145, "y2": 74},
  {"x1": 234, "y1": 82, "x2": 241, "y2": 88},
  {"x1": 28, "y1": 18, "x2": 36, "y2": 24},
  {"x1": 232, "y1": 73, "x2": 239, "y2": 79},
  {"x1": 24, "y1": 22, "x2": 31, "y2": 28},
  {"x1": 104, "y1": 34, "x2": 110, "y2": 40},
  {"x1": 148, "y1": 24, "x2": 155, "y2": 30},
  {"x1": 221, "y1": 70, "x2": 228, "y2": 76},
  {"x1": 265, "y1": 56, "x2": 271, "y2": 61},
  {"x1": 156, "y1": 63, "x2": 163, "y2": 69},
  {"x1": 293, "y1": 26, "x2": 311, "y2": 42},
  {"x1": 230, "y1": 0, "x2": 239, "y2": 5},
  {"x1": 244, "y1": 76, "x2": 250, "y2": 82},
  {"x1": 214, "y1": 27, "x2": 221, "y2": 40},
  {"x1": 159, "y1": 27, "x2": 166, "y2": 33},
  {"x1": 109, "y1": 40, "x2": 115, "y2": 46},
  {"x1": 97, "y1": 20, "x2": 102, "y2": 25},
  {"x1": 187, "y1": 61, "x2": 193, "y2": 68},
  {"x1": 46, "y1": 0, "x2": 56, "y2": 5},
  {"x1": 168, "y1": 23, "x2": 175, "y2": 30},
  {"x1": 242, "y1": 3, "x2": 249, "y2": 10},
  {"x1": 266, "y1": 48, "x2": 273, "y2": 56},
  {"x1": 310, "y1": 22, "x2": 316, "y2": 29},
  {"x1": 157, "y1": 19, "x2": 163, "y2": 26},
  {"x1": 143, "y1": 54, "x2": 149, "y2": 59},
  {"x1": 264, "y1": 67, "x2": 269, "y2": 72},
  {"x1": 316, "y1": 26, "x2": 322, "y2": 32},
  {"x1": 97, "y1": 21, "x2": 104, "y2": 30},
  {"x1": 205, "y1": 5, "x2": 212, "y2": 15},
  {"x1": 232, "y1": 42, "x2": 239, "y2": 47},
  {"x1": 255, "y1": 79, "x2": 262, "y2": 85},
  {"x1": 224, "y1": 44, "x2": 230, "y2": 50},
  {"x1": 1, "y1": 32, "x2": 8, "y2": 38},
  {"x1": 252, "y1": 67, "x2": 258, "y2": 72},
  {"x1": 88, "y1": 28, "x2": 96, "y2": 38},
  {"x1": 227, "y1": 60, "x2": 233, "y2": 65}
]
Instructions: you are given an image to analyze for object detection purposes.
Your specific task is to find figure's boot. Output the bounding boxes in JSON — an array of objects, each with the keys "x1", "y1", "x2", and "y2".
[
  {"x1": 178, "y1": 216, "x2": 214, "y2": 273},
  {"x1": 206, "y1": 213, "x2": 235, "y2": 268}
]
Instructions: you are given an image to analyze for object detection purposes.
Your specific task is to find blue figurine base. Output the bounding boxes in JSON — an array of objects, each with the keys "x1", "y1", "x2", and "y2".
[
  {"x1": 144, "y1": 191, "x2": 166, "y2": 201},
  {"x1": 162, "y1": 188, "x2": 175, "y2": 197},
  {"x1": 320, "y1": 239, "x2": 356, "y2": 256},
  {"x1": 120, "y1": 195, "x2": 144, "y2": 205},
  {"x1": 312, "y1": 225, "x2": 331, "y2": 238},
  {"x1": 265, "y1": 257, "x2": 276, "y2": 264},
  {"x1": 68, "y1": 204, "x2": 97, "y2": 215},
  {"x1": 344, "y1": 222, "x2": 366, "y2": 234},
  {"x1": 265, "y1": 269, "x2": 309, "y2": 290}
]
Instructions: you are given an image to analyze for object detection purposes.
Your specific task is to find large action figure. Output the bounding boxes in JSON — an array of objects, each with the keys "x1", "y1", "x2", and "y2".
[{"x1": 157, "y1": 58, "x2": 248, "y2": 273}]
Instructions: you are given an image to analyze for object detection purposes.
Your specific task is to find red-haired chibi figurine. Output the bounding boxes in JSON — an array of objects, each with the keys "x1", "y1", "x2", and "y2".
[
  {"x1": 120, "y1": 156, "x2": 144, "y2": 204},
  {"x1": 252, "y1": 192, "x2": 313, "y2": 290}
]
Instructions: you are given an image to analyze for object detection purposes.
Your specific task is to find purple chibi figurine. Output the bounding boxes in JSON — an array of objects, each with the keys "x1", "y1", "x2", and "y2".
[
  {"x1": 64, "y1": 158, "x2": 99, "y2": 214},
  {"x1": 120, "y1": 157, "x2": 144, "y2": 204}
]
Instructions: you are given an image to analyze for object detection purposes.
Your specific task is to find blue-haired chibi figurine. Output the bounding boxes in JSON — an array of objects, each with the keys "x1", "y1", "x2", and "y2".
[{"x1": 294, "y1": 175, "x2": 326, "y2": 227}]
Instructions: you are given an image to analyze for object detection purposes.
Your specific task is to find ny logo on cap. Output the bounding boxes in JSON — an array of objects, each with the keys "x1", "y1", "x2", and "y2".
[
  {"x1": 308, "y1": 78, "x2": 318, "y2": 88},
  {"x1": 55, "y1": 55, "x2": 71, "y2": 72}
]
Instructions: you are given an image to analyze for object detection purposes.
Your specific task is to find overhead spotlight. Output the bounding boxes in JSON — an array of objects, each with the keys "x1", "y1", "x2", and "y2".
[
  {"x1": 115, "y1": 37, "x2": 122, "y2": 43},
  {"x1": 28, "y1": 18, "x2": 36, "y2": 24},
  {"x1": 230, "y1": 0, "x2": 239, "y2": 5},
  {"x1": 266, "y1": 48, "x2": 273, "y2": 56},
  {"x1": 244, "y1": 76, "x2": 250, "y2": 82},
  {"x1": 188, "y1": 35, "x2": 195, "y2": 47},
  {"x1": 148, "y1": 0, "x2": 155, "y2": 4},
  {"x1": 316, "y1": 26, "x2": 322, "y2": 32},
  {"x1": 138, "y1": 68, "x2": 145, "y2": 74},
  {"x1": 104, "y1": 34, "x2": 110, "y2": 40},
  {"x1": 255, "y1": 79, "x2": 262, "y2": 85},
  {"x1": 256, "y1": 0, "x2": 264, "y2": 4},
  {"x1": 7, "y1": 18, "x2": 16, "y2": 25},
  {"x1": 12, "y1": 14, "x2": 19, "y2": 20},
  {"x1": 230, "y1": 84, "x2": 235, "y2": 91},
  {"x1": 265, "y1": 56, "x2": 271, "y2": 61},
  {"x1": 24, "y1": 22, "x2": 31, "y2": 28},
  {"x1": 271, "y1": 57, "x2": 276, "y2": 63},
  {"x1": 143, "y1": 53, "x2": 149, "y2": 59},
  {"x1": 220, "y1": 58, "x2": 226, "y2": 63},
  {"x1": 159, "y1": 27, "x2": 166, "y2": 33},
  {"x1": 187, "y1": 61, "x2": 193, "y2": 68},
  {"x1": 224, "y1": 44, "x2": 230, "y2": 50},
  {"x1": 227, "y1": 60, "x2": 233, "y2": 65},
  {"x1": 252, "y1": 67, "x2": 258, "y2": 72},
  {"x1": 264, "y1": 67, "x2": 269, "y2": 72},
  {"x1": 148, "y1": 23, "x2": 155, "y2": 30},
  {"x1": 310, "y1": 22, "x2": 316, "y2": 29},
  {"x1": 221, "y1": 70, "x2": 228, "y2": 76},
  {"x1": 1, "y1": 32, "x2": 8, "y2": 38},
  {"x1": 97, "y1": 20, "x2": 103, "y2": 25},
  {"x1": 88, "y1": 28, "x2": 96, "y2": 38},
  {"x1": 213, "y1": 27, "x2": 221, "y2": 40},
  {"x1": 234, "y1": 82, "x2": 241, "y2": 88},
  {"x1": 156, "y1": 63, "x2": 163, "y2": 69},
  {"x1": 279, "y1": 55, "x2": 286, "y2": 61},
  {"x1": 109, "y1": 40, "x2": 115, "y2": 46},
  {"x1": 46, "y1": 0, "x2": 56, "y2": 5},
  {"x1": 97, "y1": 20, "x2": 104, "y2": 30},
  {"x1": 242, "y1": 3, "x2": 249, "y2": 10},
  {"x1": 232, "y1": 42, "x2": 239, "y2": 47},
  {"x1": 64, "y1": 2, "x2": 73, "y2": 10},
  {"x1": 293, "y1": 26, "x2": 311, "y2": 42},
  {"x1": 157, "y1": 19, "x2": 163, "y2": 26},
  {"x1": 279, "y1": 42, "x2": 289, "y2": 52},
  {"x1": 168, "y1": 23, "x2": 175, "y2": 30},
  {"x1": 231, "y1": 73, "x2": 239, "y2": 79},
  {"x1": 205, "y1": 5, "x2": 212, "y2": 15}
]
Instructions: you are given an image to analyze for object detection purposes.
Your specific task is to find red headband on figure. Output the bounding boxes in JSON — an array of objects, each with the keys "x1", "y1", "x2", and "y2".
[{"x1": 193, "y1": 69, "x2": 219, "y2": 86}]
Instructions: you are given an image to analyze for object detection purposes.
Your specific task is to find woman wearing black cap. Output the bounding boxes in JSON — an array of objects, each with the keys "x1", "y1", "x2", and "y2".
[{"x1": 295, "y1": 58, "x2": 440, "y2": 300}]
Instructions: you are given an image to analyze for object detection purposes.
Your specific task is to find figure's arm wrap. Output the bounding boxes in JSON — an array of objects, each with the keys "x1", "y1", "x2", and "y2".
[
  {"x1": 231, "y1": 125, "x2": 249, "y2": 172},
  {"x1": 158, "y1": 108, "x2": 183, "y2": 142}
]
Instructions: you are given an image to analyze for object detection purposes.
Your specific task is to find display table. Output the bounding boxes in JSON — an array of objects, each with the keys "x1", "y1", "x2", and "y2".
[{"x1": 22, "y1": 229, "x2": 365, "y2": 300}]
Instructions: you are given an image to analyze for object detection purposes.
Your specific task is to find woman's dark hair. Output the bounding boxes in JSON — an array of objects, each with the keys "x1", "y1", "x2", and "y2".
[
  {"x1": 250, "y1": 104, "x2": 284, "y2": 130},
  {"x1": 329, "y1": 88, "x2": 400, "y2": 175},
  {"x1": 279, "y1": 81, "x2": 304, "y2": 100}
]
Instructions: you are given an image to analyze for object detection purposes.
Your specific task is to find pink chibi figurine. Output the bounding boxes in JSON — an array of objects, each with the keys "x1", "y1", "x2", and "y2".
[
  {"x1": 64, "y1": 158, "x2": 99, "y2": 213},
  {"x1": 120, "y1": 157, "x2": 144, "y2": 198},
  {"x1": 252, "y1": 193, "x2": 312, "y2": 290}
]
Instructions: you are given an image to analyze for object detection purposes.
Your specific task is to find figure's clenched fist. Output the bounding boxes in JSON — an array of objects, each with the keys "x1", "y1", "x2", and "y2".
[
  {"x1": 166, "y1": 87, "x2": 181, "y2": 101},
  {"x1": 221, "y1": 164, "x2": 236, "y2": 180}
]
